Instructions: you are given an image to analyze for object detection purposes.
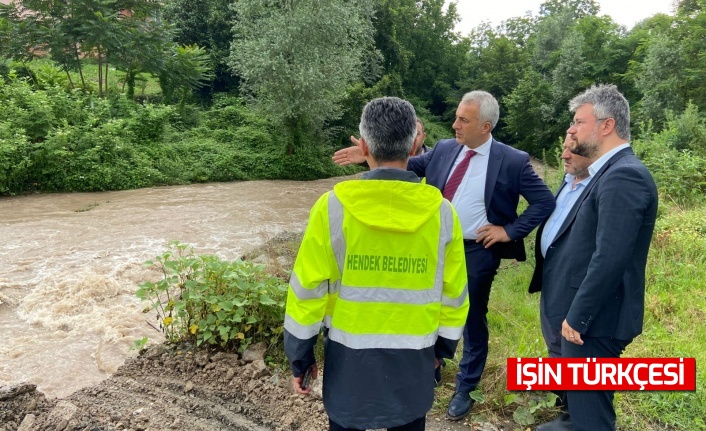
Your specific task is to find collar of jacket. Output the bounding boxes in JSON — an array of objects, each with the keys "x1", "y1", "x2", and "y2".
[{"x1": 361, "y1": 167, "x2": 421, "y2": 183}]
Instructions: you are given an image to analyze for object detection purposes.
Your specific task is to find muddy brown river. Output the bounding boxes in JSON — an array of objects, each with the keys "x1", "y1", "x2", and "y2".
[{"x1": 0, "y1": 177, "x2": 353, "y2": 398}]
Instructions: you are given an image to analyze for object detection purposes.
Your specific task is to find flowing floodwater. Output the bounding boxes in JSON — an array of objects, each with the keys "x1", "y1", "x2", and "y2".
[{"x1": 0, "y1": 177, "x2": 353, "y2": 398}]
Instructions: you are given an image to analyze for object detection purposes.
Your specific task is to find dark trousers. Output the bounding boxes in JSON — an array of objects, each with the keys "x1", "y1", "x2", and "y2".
[
  {"x1": 540, "y1": 296, "x2": 563, "y2": 359},
  {"x1": 561, "y1": 335, "x2": 632, "y2": 431},
  {"x1": 540, "y1": 295, "x2": 568, "y2": 409},
  {"x1": 454, "y1": 242, "x2": 501, "y2": 394},
  {"x1": 329, "y1": 416, "x2": 425, "y2": 431}
]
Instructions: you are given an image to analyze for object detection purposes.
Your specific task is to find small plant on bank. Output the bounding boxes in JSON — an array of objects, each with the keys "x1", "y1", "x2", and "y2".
[
  {"x1": 130, "y1": 336, "x2": 149, "y2": 352},
  {"x1": 136, "y1": 241, "x2": 287, "y2": 353},
  {"x1": 505, "y1": 392, "x2": 558, "y2": 427}
]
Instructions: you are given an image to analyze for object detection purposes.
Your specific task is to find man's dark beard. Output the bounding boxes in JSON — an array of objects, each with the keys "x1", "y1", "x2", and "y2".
[{"x1": 570, "y1": 141, "x2": 597, "y2": 158}]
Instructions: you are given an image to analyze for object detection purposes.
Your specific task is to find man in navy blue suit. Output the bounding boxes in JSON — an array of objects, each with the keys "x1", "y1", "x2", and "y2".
[
  {"x1": 529, "y1": 84, "x2": 658, "y2": 431},
  {"x1": 333, "y1": 91, "x2": 555, "y2": 421}
]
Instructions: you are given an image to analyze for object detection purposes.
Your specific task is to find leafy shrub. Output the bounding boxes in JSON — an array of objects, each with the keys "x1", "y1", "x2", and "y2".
[
  {"x1": 32, "y1": 61, "x2": 70, "y2": 90},
  {"x1": 202, "y1": 94, "x2": 254, "y2": 129},
  {"x1": 664, "y1": 103, "x2": 706, "y2": 153},
  {"x1": 125, "y1": 103, "x2": 174, "y2": 144},
  {"x1": 0, "y1": 122, "x2": 31, "y2": 194},
  {"x1": 1, "y1": 77, "x2": 354, "y2": 195},
  {"x1": 32, "y1": 119, "x2": 166, "y2": 191},
  {"x1": 0, "y1": 77, "x2": 54, "y2": 141},
  {"x1": 633, "y1": 129, "x2": 706, "y2": 206},
  {"x1": 505, "y1": 392, "x2": 559, "y2": 427},
  {"x1": 136, "y1": 241, "x2": 288, "y2": 353}
]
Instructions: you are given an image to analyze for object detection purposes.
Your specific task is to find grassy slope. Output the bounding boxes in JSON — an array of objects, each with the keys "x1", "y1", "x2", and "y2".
[{"x1": 429, "y1": 196, "x2": 706, "y2": 430}]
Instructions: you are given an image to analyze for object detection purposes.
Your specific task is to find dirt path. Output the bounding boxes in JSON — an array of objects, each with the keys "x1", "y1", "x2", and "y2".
[{"x1": 1, "y1": 343, "x2": 509, "y2": 431}]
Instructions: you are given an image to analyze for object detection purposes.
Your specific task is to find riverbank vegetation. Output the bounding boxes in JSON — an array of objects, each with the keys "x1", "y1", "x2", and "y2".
[
  {"x1": 136, "y1": 241, "x2": 288, "y2": 354},
  {"x1": 2, "y1": 0, "x2": 705, "y2": 195},
  {"x1": 2, "y1": 0, "x2": 705, "y2": 429}
]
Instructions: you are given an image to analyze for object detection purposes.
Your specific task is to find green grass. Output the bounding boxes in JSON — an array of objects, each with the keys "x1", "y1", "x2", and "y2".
[
  {"x1": 69, "y1": 62, "x2": 162, "y2": 97},
  {"x1": 16, "y1": 57, "x2": 162, "y2": 97}
]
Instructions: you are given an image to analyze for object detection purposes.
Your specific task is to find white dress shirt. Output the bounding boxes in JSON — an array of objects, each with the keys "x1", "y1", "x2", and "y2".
[{"x1": 447, "y1": 136, "x2": 492, "y2": 240}]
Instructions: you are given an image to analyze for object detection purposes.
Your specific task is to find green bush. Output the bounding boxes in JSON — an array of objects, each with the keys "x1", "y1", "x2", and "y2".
[
  {"x1": 169, "y1": 95, "x2": 354, "y2": 182},
  {"x1": 30, "y1": 119, "x2": 166, "y2": 191},
  {"x1": 0, "y1": 122, "x2": 31, "y2": 194},
  {"x1": 136, "y1": 241, "x2": 288, "y2": 353},
  {"x1": 633, "y1": 131, "x2": 706, "y2": 206},
  {"x1": 665, "y1": 103, "x2": 706, "y2": 153},
  {"x1": 32, "y1": 61, "x2": 70, "y2": 90},
  {"x1": 125, "y1": 103, "x2": 174, "y2": 144},
  {"x1": 1, "y1": 78, "x2": 355, "y2": 195},
  {"x1": 0, "y1": 77, "x2": 54, "y2": 141}
]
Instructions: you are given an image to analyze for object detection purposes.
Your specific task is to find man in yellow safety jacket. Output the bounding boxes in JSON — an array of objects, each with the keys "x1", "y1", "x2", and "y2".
[{"x1": 284, "y1": 96, "x2": 469, "y2": 431}]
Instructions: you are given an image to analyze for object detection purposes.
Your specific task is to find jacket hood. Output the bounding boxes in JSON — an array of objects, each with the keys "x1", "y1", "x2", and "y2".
[{"x1": 333, "y1": 180, "x2": 443, "y2": 233}]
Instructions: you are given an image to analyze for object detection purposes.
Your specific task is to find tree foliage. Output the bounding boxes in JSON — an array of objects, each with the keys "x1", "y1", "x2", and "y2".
[
  {"x1": 372, "y1": 0, "x2": 468, "y2": 117},
  {"x1": 229, "y1": 0, "x2": 376, "y2": 154},
  {"x1": 634, "y1": 34, "x2": 686, "y2": 127},
  {"x1": 4, "y1": 0, "x2": 706, "y2": 172},
  {"x1": 0, "y1": 0, "x2": 172, "y2": 96},
  {"x1": 162, "y1": 0, "x2": 238, "y2": 95}
]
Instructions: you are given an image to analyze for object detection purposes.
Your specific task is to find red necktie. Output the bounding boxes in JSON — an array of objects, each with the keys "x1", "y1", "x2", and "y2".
[{"x1": 443, "y1": 149, "x2": 477, "y2": 201}]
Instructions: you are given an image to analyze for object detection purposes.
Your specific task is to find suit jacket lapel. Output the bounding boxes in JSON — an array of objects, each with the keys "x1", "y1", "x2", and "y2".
[
  {"x1": 539, "y1": 180, "x2": 567, "y2": 249},
  {"x1": 484, "y1": 139, "x2": 503, "y2": 210},
  {"x1": 552, "y1": 147, "x2": 634, "y2": 243}
]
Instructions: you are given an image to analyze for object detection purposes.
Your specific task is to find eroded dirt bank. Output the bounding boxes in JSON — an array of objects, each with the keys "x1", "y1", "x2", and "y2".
[
  {"x1": 1, "y1": 341, "x2": 507, "y2": 431},
  {"x1": 1, "y1": 342, "x2": 329, "y2": 431}
]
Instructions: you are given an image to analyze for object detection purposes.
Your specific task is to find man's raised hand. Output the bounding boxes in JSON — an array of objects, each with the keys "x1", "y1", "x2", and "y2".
[{"x1": 332, "y1": 136, "x2": 366, "y2": 166}]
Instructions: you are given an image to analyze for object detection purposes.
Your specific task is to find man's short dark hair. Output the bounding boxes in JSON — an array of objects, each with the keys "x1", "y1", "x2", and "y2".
[
  {"x1": 569, "y1": 84, "x2": 631, "y2": 140},
  {"x1": 359, "y1": 97, "x2": 417, "y2": 163}
]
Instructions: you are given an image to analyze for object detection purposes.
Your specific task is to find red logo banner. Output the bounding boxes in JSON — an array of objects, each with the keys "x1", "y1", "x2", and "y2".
[{"x1": 506, "y1": 358, "x2": 696, "y2": 391}]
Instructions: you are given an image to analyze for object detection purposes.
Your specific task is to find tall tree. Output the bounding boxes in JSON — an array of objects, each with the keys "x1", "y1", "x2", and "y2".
[
  {"x1": 634, "y1": 34, "x2": 686, "y2": 127},
  {"x1": 0, "y1": 0, "x2": 83, "y2": 87},
  {"x1": 533, "y1": 0, "x2": 599, "y2": 72},
  {"x1": 229, "y1": 0, "x2": 375, "y2": 154},
  {"x1": 371, "y1": 0, "x2": 468, "y2": 116},
  {"x1": 673, "y1": 0, "x2": 706, "y2": 110},
  {"x1": 499, "y1": 14, "x2": 537, "y2": 48},
  {"x1": 163, "y1": 0, "x2": 239, "y2": 95},
  {"x1": 503, "y1": 70, "x2": 555, "y2": 156},
  {"x1": 551, "y1": 30, "x2": 587, "y2": 104},
  {"x1": 459, "y1": 27, "x2": 530, "y2": 143},
  {"x1": 538, "y1": 0, "x2": 599, "y2": 18},
  {"x1": 619, "y1": 13, "x2": 674, "y2": 104}
]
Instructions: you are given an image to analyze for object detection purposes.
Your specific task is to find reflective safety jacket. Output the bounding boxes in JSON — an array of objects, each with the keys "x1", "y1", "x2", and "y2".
[{"x1": 284, "y1": 170, "x2": 468, "y2": 429}]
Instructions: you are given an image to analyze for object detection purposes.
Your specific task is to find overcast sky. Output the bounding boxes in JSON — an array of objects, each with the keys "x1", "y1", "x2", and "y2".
[{"x1": 450, "y1": 0, "x2": 676, "y2": 35}]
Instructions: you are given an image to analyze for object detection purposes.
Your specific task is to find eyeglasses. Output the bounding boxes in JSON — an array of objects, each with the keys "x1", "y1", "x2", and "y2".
[{"x1": 569, "y1": 118, "x2": 611, "y2": 128}]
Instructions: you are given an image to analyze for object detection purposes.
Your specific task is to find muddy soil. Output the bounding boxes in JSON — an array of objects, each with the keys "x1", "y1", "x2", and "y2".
[
  {"x1": 1, "y1": 341, "x2": 326, "y2": 431},
  {"x1": 1, "y1": 342, "x2": 509, "y2": 431}
]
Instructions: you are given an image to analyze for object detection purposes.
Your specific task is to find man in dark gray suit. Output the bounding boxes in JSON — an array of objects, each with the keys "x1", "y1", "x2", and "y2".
[{"x1": 529, "y1": 84, "x2": 658, "y2": 431}]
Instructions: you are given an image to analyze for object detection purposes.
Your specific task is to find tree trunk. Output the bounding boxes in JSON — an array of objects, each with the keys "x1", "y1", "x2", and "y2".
[
  {"x1": 105, "y1": 61, "x2": 109, "y2": 96},
  {"x1": 74, "y1": 45, "x2": 86, "y2": 91},
  {"x1": 64, "y1": 67, "x2": 75, "y2": 89},
  {"x1": 97, "y1": 46, "x2": 103, "y2": 97},
  {"x1": 287, "y1": 122, "x2": 296, "y2": 155},
  {"x1": 125, "y1": 68, "x2": 135, "y2": 98}
]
